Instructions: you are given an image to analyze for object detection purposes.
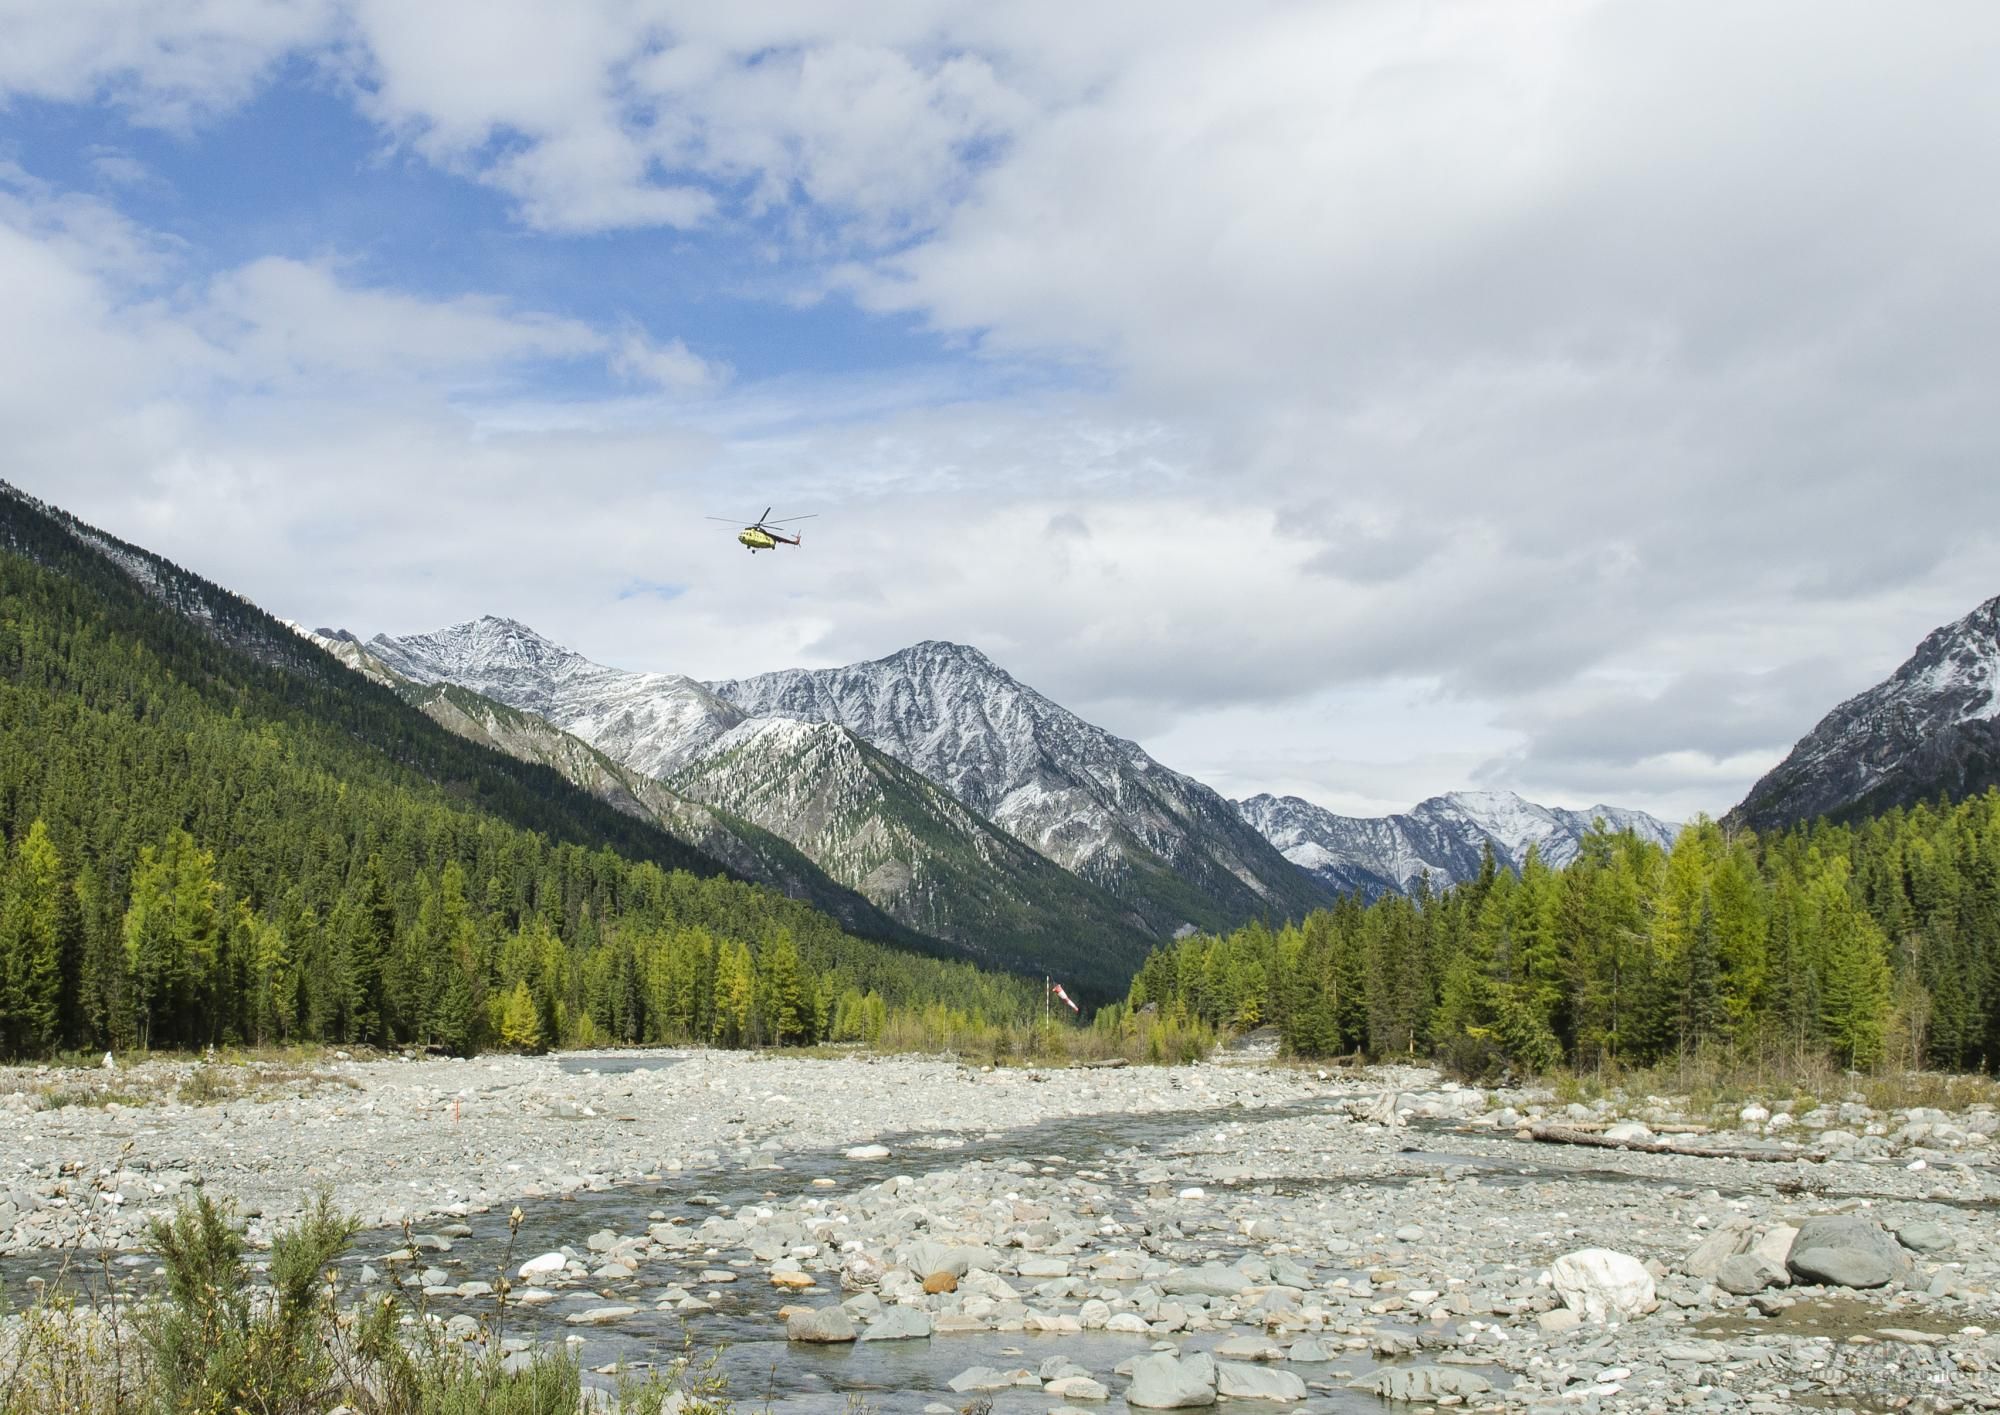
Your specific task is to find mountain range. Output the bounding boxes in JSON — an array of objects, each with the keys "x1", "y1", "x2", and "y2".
[
  {"x1": 1235, "y1": 790, "x2": 1681, "y2": 898},
  {"x1": 344, "y1": 615, "x2": 1692, "y2": 944}
]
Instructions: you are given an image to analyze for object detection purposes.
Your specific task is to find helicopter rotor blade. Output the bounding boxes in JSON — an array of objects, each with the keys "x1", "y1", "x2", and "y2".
[
  {"x1": 763, "y1": 515, "x2": 818, "y2": 525},
  {"x1": 761, "y1": 507, "x2": 773, "y2": 524},
  {"x1": 703, "y1": 516, "x2": 747, "y2": 524}
]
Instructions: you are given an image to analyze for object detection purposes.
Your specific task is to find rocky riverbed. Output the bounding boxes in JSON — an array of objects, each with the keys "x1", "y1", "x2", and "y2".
[{"x1": 4, "y1": 1050, "x2": 1998, "y2": 1412}]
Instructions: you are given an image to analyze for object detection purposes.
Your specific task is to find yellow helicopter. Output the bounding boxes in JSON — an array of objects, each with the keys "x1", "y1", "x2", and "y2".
[{"x1": 707, "y1": 508, "x2": 815, "y2": 553}]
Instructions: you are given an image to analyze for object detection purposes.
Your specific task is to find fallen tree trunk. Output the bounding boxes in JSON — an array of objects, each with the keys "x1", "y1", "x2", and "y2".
[
  {"x1": 1524, "y1": 1123, "x2": 1823, "y2": 1164},
  {"x1": 1535, "y1": 1119, "x2": 1713, "y2": 1136}
]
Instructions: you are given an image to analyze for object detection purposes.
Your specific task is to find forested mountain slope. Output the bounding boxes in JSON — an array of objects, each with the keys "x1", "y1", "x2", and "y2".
[{"x1": 0, "y1": 482, "x2": 1033, "y2": 1058}]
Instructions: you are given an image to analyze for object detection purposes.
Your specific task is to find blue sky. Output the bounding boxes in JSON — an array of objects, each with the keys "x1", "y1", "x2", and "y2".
[
  {"x1": 6, "y1": 68, "x2": 988, "y2": 398},
  {"x1": 4, "y1": 2, "x2": 1998, "y2": 821}
]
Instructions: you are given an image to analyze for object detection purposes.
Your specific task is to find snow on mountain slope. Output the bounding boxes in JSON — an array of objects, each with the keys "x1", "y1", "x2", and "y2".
[
  {"x1": 294, "y1": 626, "x2": 405, "y2": 687},
  {"x1": 370, "y1": 618, "x2": 745, "y2": 779},
  {"x1": 1, "y1": 480, "x2": 326, "y2": 674},
  {"x1": 1729, "y1": 593, "x2": 2000, "y2": 831},
  {"x1": 711, "y1": 640, "x2": 1331, "y2": 931},
  {"x1": 1236, "y1": 789, "x2": 1681, "y2": 899}
]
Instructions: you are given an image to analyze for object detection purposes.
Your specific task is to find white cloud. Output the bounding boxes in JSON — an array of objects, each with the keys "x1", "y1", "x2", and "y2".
[
  {"x1": 0, "y1": 0, "x2": 338, "y2": 127},
  {"x1": 610, "y1": 330, "x2": 724, "y2": 391}
]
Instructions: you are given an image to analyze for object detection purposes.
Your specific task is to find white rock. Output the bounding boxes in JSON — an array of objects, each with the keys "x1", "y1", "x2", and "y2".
[
  {"x1": 1548, "y1": 1248, "x2": 1657, "y2": 1324},
  {"x1": 844, "y1": 1144, "x2": 890, "y2": 1161},
  {"x1": 1127, "y1": 1351, "x2": 1217, "y2": 1409},
  {"x1": 518, "y1": 1252, "x2": 566, "y2": 1280},
  {"x1": 1216, "y1": 1361, "x2": 1308, "y2": 1402},
  {"x1": 1045, "y1": 1375, "x2": 1110, "y2": 1400}
]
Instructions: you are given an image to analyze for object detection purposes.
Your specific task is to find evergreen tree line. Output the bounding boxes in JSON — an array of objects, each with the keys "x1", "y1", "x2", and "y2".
[
  {"x1": 1129, "y1": 795, "x2": 2000, "y2": 1075},
  {"x1": 0, "y1": 515, "x2": 1036, "y2": 1060}
]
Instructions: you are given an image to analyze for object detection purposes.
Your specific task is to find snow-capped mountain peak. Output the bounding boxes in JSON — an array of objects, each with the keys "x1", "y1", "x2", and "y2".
[
  {"x1": 710, "y1": 640, "x2": 1329, "y2": 929},
  {"x1": 368, "y1": 619, "x2": 744, "y2": 780},
  {"x1": 367, "y1": 615, "x2": 592, "y2": 685}
]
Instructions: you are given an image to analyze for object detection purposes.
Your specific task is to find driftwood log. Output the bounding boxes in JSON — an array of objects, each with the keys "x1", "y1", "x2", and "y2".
[{"x1": 1524, "y1": 1123, "x2": 1824, "y2": 1164}]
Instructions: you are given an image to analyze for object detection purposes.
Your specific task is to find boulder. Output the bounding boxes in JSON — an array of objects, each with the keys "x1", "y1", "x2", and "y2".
[
  {"x1": 1216, "y1": 1362, "x2": 1308, "y2": 1402},
  {"x1": 1045, "y1": 1375, "x2": 1110, "y2": 1400},
  {"x1": 947, "y1": 1366, "x2": 1019, "y2": 1393},
  {"x1": 565, "y1": 1306, "x2": 636, "y2": 1326},
  {"x1": 1894, "y1": 1220, "x2": 1950, "y2": 1254},
  {"x1": 1127, "y1": 1351, "x2": 1218, "y2": 1409},
  {"x1": 1357, "y1": 1367, "x2": 1492, "y2": 1401},
  {"x1": 1548, "y1": 1248, "x2": 1657, "y2": 1323},
  {"x1": 1215, "y1": 1334, "x2": 1281, "y2": 1361},
  {"x1": 1682, "y1": 1222, "x2": 1753, "y2": 1279},
  {"x1": 517, "y1": 1252, "x2": 567, "y2": 1280},
  {"x1": 1789, "y1": 1246, "x2": 1894, "y2": 1289},
  {"x1": 1751, "y1": 1224, "x2": 1798, "y2": 1268},
  {"x1": 1159, "y1": 1263, "x2": 1249, "y2": 1297},
  {"x1": 1715, "y1": 1253, "x2": 1788, "y2": 1296},
  {"x1": 786, "y1": 1306, "x2": 856, "y2": 1343},
  {"x1": 858, "y1": 1307, "x2": 930, "y2": 1341},
  {"x1": 1603, "y1": 1120, "x2": 1654, "y2": 1144},
  {"x1": 1787, "y1": 1216, "x2": 1913, "y2": 1289},
  {"x1": 843, "y1": 1144, "x2": 890, "y2": 1161}
]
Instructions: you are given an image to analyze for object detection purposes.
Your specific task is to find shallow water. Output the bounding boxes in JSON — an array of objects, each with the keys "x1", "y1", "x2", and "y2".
[{"x1": 555, "y1": 1054, "x2": 689, "y2": 1078}]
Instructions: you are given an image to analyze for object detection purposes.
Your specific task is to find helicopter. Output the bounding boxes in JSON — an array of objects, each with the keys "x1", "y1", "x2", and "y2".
[{"x1": 707, "y1": 508, "x2": 816, "y2": 553}]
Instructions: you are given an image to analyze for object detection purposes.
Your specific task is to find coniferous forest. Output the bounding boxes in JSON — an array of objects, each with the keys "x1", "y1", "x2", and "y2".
[
  {"x1": 0, "y1": 490, "x2": 1036, "y2": 1061},
  {"x1": 1130, "y1": 797, "x2": 2000, "y2": 1075}
]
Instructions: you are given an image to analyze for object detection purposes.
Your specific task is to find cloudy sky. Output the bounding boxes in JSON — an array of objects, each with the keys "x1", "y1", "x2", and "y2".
[{"x1": 5, "y1": 1, "x2": 1996, "y2": 820}]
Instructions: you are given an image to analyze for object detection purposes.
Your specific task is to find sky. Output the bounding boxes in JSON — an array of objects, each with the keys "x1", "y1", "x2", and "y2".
[{"x1": 4, "y1": 1, "x2": 1997, "y2": 822}]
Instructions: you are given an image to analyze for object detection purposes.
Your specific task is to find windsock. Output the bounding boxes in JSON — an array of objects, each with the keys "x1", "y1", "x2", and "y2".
[{"x1": 1049, "y1": 982, "x2": 1080, "y2": 1014}]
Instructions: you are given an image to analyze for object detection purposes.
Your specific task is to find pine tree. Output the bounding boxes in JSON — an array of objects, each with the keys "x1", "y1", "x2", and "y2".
[
  {"x1": 1812, "y1": 856, "x2": 1892, "y2": 1068},
  {"x1": 0, "y1": 821, "x2": 63, "y2": 1054},
  {"x1": 760, "y1": 932, "x2": 813, "y2": 1046},
  {"x1": 122, "y1": 831, "x2": 221, "y2": 1051},
  {"x1": 497, "y1": 979, "x2": 542, "y2": 1053}
]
